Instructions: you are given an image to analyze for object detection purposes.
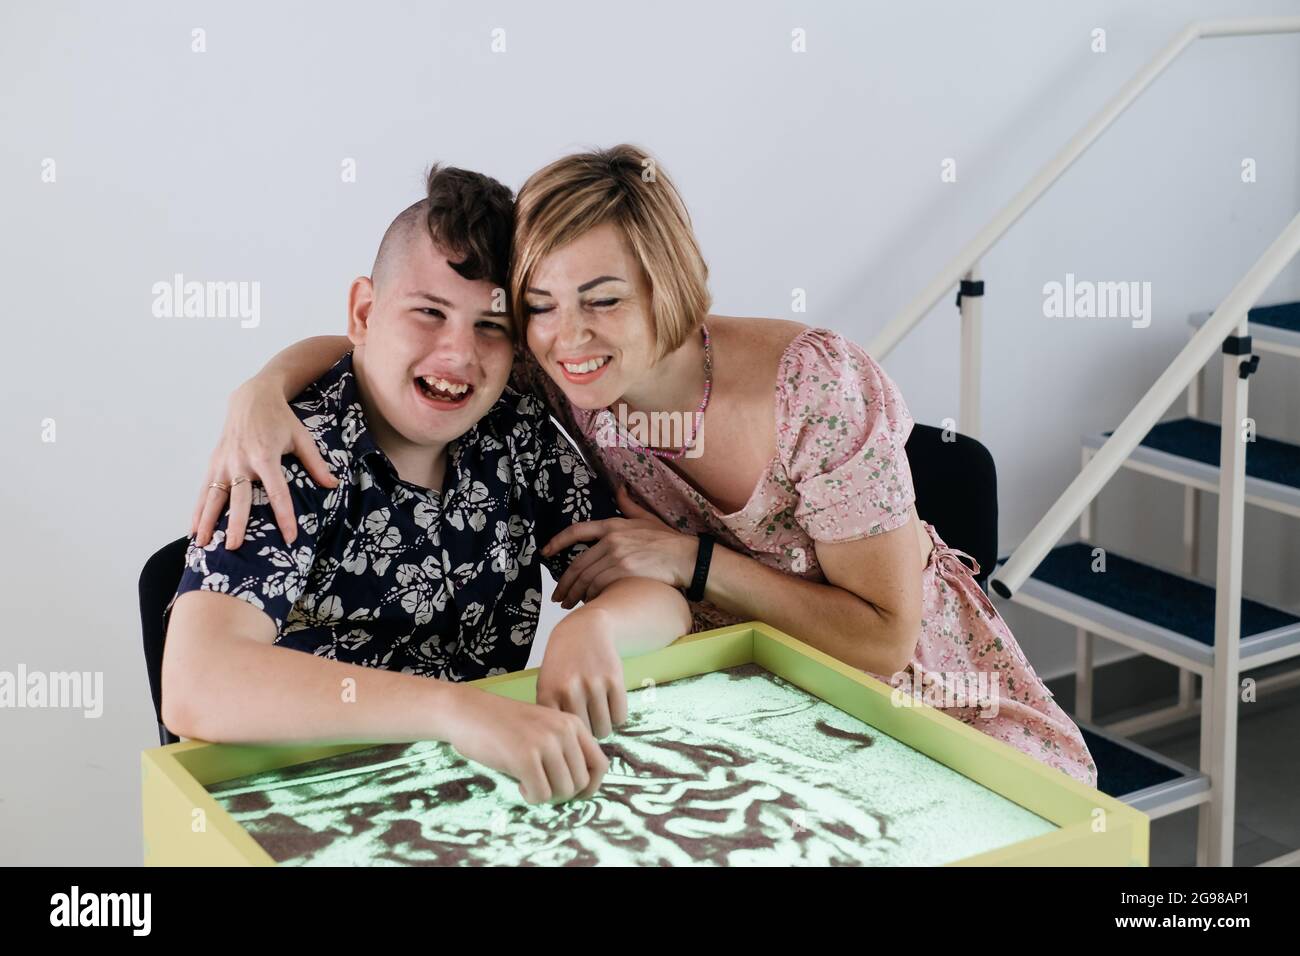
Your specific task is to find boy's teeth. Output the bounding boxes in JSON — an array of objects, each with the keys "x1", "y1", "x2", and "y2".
[
  {"x1": 420, "y1": 376, "x2": 470, "y2": 396},
  {"x1": 563, "y1": 357, "x2": 608, "y2": 374}
]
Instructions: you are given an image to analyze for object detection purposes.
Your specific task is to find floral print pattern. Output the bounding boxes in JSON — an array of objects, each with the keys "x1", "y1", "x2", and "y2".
[
  {"x1": 516, "y1": 329, "x2": 1096, "y2": 785},
  {"x1": 170, "y1": 352, "x2": 616, "y2": 682}
]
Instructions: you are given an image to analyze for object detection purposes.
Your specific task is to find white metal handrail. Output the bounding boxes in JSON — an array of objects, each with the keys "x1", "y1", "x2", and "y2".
[
  {"x1": 990, "y1": 209, "x2": 1300, "y2": 597},
  {"x1": 867, "y1": 16, "x2": 1300, "y2": 362},
  {"x1": 867, "y1": 16, "x2": 1300, "y2": 869}
]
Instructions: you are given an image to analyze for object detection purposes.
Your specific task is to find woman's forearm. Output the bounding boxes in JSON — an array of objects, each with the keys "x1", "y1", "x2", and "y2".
[
  {"x1": 702, "y1": 546, "x2": 913, "y2": 674},
  {"x1": 253, "y1": 335, "x2": 353, "y2": 398}
]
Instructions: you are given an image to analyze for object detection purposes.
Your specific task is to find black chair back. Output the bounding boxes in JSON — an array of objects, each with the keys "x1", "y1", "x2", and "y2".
[
  {"x1": 139, "y1": 536, "x2": 189, "y2": 745},
  {"x1": 903, "y1": 423, "x2": 998, "y2": 588}
]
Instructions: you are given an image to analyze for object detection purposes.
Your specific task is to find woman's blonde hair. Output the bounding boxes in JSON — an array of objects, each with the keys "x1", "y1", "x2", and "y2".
[{"x1": 511, "y1": 144, "x2": 711, "y2": 362}]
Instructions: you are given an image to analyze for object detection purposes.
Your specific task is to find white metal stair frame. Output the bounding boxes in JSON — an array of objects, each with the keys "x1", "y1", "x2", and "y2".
[
  {"x1": 995, "y1": 220, "x2": 1300, "y2": 868},
  {"x1": 865, "y1": 17, "x2": 1300, "y2": 867},
  {"x1": 869, "y1": 16, "x2": 1300, "y2": 434},
  {"x1": 1072, "y1": 311, "x2": 1300, "y2": 741}
]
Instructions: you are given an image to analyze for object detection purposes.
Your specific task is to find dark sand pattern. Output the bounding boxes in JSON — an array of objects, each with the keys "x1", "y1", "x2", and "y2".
[{"x1": 207, "y1": 665, "x2": 1054, "y2": 865}]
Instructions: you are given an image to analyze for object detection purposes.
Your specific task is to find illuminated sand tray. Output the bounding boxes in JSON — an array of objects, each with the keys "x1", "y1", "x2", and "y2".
[{"x1": 207, "y1": 665, "x2": 1056, "y2": 866}]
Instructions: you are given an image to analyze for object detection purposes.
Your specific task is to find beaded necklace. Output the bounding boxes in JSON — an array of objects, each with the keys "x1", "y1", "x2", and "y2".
[{"x1": 620, "y1": 323, "x2": 711, "y2": 461}]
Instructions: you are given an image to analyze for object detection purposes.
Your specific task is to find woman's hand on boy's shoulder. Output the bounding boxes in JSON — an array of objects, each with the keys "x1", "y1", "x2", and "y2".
[{"x1": 193, "y1": 376, "x2": 338, "y2": 550}]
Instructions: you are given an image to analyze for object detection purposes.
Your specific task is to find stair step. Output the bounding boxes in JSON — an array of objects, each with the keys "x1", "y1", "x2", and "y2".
[
  {"x1": 1082, "y1": 417, "x2": 1300, "y2": 516},
  {"x1": 1000, "y1": 543, "x2": 1300, "y2": 670},
  {"x1": 1081, "y1": 724, "x2": 1208, "y2": 817},
  {"x1": 1188, "y1": 300, "x2": 1300, "y2": 356}
]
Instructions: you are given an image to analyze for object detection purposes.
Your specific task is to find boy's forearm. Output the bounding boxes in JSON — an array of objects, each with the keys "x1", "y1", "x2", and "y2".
[
  {"x1": 566, "y1": 578, "x2": 692, "y2": 657},
  {"x1": 252, "y1": 335, "x2": 353, "y2": 399},
  {"x1": 166, "y1": 630, "x2": 467, "y2": 746}
]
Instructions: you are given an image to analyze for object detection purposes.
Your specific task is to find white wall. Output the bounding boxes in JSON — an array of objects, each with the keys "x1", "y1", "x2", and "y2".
[{"x1": 2, "y1": 0, "x2": 1298, "y2": 864}]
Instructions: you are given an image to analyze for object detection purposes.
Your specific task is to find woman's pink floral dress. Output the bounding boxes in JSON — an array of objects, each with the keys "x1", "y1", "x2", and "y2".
[{"x1": 523, "y1": 327, "x2": 1096, "y2": 787}]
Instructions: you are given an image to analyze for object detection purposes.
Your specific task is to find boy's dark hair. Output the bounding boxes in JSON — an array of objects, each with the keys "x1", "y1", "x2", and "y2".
[{"x1": 424, "y1": 164, "x2": 515, "y2": 291}]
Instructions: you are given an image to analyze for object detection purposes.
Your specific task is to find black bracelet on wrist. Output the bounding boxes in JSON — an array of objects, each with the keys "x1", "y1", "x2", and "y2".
[{"x1": 686, "y1": 533, "x2": 716, "y2": 602}]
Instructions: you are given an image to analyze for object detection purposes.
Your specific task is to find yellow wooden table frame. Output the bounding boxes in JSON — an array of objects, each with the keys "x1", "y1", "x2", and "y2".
[{"x1": 142, "y1": 622, "x2": 1148, "y2": 866}]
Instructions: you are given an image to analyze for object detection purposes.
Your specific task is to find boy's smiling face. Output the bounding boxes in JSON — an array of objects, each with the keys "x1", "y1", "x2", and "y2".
[{"x1": 348, "y1": 223, "x2": 515, "y2": 475}]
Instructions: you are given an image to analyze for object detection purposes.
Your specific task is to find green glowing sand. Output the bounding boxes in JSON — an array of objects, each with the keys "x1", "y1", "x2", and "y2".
[{"x1": 207, "y1": 664, "x2": 1055, "y2": 865}]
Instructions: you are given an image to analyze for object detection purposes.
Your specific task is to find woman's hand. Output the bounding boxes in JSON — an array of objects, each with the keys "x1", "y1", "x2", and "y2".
[
  {"x1": 190, "y1": 377, "x2": 338, "y2": 549},
  {"x1": 536, "y1": 608, "x2": 628, "y2": 739},
  {"x1": 543, "y1": 486, "x2": 697, "y2": 609}
]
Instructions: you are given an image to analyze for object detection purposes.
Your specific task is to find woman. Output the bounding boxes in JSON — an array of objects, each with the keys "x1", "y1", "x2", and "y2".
[{"x1": 195, "y1": 145, "x2": 1097, "y2": 786}]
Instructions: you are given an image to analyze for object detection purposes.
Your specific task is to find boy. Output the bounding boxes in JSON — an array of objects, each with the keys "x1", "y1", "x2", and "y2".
[{"x1": 163, "y1": 166, "x2": 691, "y2": 804}]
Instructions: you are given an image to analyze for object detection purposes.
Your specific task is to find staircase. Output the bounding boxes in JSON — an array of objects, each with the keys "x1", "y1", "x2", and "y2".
[
  {"x1": 1003, "y1": 300, "x2": 1300, "y2": 866},
  {"x1": 864, "y1": 16, "x2": 1300, "y2": 866}
]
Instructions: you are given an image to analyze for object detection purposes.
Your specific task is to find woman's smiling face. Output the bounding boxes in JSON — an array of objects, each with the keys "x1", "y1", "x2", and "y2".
[{"x1": 524, "y1": 221, "x2": 657, "y2": 410}]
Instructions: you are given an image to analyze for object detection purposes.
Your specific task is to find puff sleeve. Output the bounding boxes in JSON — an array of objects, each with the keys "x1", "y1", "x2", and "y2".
[{"x1": 777, "y1": 328, "x2": 917, "y2": 542}]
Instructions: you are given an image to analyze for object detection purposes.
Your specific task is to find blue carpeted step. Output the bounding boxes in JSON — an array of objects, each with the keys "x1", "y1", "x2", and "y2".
[
  {"x1": 1027, "y1": 543, "x2": 1298, "y2": 648},
  {"x1": 1188, "y1": 300, "x2": 1300, "y2": 350},
  {"x1": 1246, "y1": 300, "x2": 1300, "y2": 334},
  {"x1": 1101, "y1": 418, "x2": 1300, "y2": 490},
  {"x1": 1082, "y1": 727, "x2": 1183, "y2": 798}
]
